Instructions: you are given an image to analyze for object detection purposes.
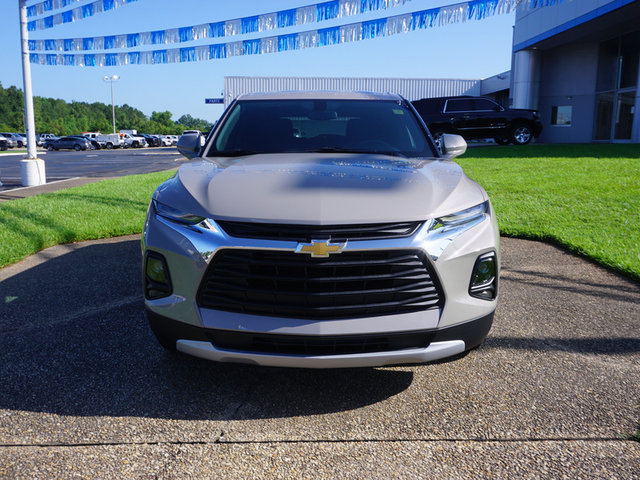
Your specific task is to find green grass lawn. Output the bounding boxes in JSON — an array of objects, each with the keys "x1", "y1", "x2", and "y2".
[
  {"x1": 0, "y1": 144, "x2": 638, "y2": 281},
  {"x1": 0, "y1": 171, "x2": 174, "y2": 268},
  {"x1": 458, "y1": 144, "x2": 639, "y2": 280}
]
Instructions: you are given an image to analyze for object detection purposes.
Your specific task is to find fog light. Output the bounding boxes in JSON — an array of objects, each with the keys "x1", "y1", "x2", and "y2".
[
  {"x1": 469, "y1": 252, "x2": 497, "y2": 300},
  {"x1": 144, "y1": 252, "x2": 172, "y2": 300}
]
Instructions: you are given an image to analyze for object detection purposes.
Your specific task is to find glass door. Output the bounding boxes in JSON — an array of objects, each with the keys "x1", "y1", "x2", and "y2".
[
  {"x1": 594, "y1": 32, "x2": 639, "y2": 141},
  {"x1": 614, "y1": 90, "x2": 636, "y2": 140}
]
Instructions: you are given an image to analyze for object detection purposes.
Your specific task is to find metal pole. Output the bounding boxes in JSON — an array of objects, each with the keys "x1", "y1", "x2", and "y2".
[
  {"x1": 110, "y1": 79, "x2": 116, "y2": 134},
  {"x1": 18, "y1": 0, "x2": 45, "y2": 186},
  {"x1": 104, "y1": 75, "x2": 119, "y2": 134}
]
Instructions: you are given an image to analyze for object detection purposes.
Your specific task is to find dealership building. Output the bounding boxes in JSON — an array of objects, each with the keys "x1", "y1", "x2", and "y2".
[{"x1": 511, "y1": 0, "x2": 640, "y2": 143}]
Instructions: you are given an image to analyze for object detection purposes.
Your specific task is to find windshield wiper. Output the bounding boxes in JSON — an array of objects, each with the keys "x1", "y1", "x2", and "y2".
[
  {"x1": 306, "y1": 147, "x2": 407, "y2": 158},
  {"x1": 305, "y1": 147, "x2": 363, "y2": 154},
  {"x1": 210, "y1": 149, "x2": 260, "y2": 157}
]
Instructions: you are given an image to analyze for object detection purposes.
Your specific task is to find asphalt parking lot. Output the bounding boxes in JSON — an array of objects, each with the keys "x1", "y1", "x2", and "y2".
[
  {"x1": 0, "y1": 233, "x2": 638, "y2": 478},
  {"x1": 0, "y1": 148, "x2": 183, "y2": 192}
]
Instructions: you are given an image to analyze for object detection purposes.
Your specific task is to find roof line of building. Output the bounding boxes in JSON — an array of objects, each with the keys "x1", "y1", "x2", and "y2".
[{"x1": 513, "y1": 0, "x2": 637, "y2": 52}]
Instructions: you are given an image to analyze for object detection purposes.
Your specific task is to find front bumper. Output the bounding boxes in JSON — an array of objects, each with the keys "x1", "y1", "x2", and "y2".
[
  {"x1": 147, "y1": 309, "x2": 493, "y2": 368},
  {"x1": 142, "y1": 201, "x2": 500, "y2": 367}
]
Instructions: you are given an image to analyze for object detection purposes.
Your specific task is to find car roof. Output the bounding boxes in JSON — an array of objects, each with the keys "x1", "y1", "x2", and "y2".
[{"x1": 235, "y1": 91, "x2": 402, "y2": 102}]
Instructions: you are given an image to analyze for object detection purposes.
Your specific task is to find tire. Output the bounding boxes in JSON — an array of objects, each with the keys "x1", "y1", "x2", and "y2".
[
  {"x1": 494, "y1": 137, "x2": 511, "y2": 145},
  {"x1": 511, "y1": 124, "x2": 533, "y2": 145},
  {"x1": 47, "y1": 145, "x2": 53, "y2": 151},
  {"x1": 106, "y1": 142, "x2": 113, "y2": 149},
  {"x1": 74, "y1": 144, "x2": 81, "y2": 151}
]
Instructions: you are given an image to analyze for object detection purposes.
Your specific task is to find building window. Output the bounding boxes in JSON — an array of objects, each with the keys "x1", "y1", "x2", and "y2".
[
  {"x1": 551, "y1": 106, "x2": 572, "y2": 126},
  {"x1": 594, "y1": 31, "x2": 639, "y2": 141}
]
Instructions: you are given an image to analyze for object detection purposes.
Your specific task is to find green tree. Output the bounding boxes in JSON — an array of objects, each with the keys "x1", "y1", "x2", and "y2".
[{"x1": 0, "y1": 82, "x2": 215, "y2": 136}]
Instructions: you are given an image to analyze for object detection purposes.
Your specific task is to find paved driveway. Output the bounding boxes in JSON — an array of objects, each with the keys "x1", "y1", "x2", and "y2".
[{"x1": 0, "y1": 237, "x2": 638, "y2": 478}]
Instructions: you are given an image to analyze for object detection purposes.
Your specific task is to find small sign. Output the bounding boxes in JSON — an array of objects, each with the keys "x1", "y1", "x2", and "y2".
[{"x1": 205, "y1": 98, "x2": 224, "y2": 104}]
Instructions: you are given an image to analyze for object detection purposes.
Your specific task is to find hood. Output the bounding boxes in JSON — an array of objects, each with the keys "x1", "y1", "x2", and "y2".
[{"x1": 157, "y1": 153, "x2": 486, "y2": 224}]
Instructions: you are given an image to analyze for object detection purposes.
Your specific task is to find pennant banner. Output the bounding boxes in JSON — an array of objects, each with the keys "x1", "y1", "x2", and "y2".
[
  {"x1": 28, "y1": 0, "x2": 97, "y2": 18},
  {"x1": 28, "y1": 0, "x2": 562, "y2": 66},
  {"x1": 26, "y1": 0, "x2": 409, "y2": 32},
  {"x1": 26, "y1": 0, "x2": 140, "y2": 31}
]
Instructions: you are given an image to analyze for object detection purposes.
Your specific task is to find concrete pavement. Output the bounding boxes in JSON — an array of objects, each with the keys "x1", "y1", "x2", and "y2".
[{"x1": 0, "y1": 236, "x2": 638, "y2": 478}]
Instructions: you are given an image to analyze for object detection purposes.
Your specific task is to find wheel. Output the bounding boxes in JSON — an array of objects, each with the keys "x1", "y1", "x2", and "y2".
[
  {"x1": 106, "y1": 142, "x2": 113, "y2": 149},
  {"x1": 47, "y1": 145, "x2": 54, "y2": 151},
  {"x1": 74, "y1": 144, "x2": 81, "y2": 151},
  {"x1": 494, "y1": 137, "x2": 511, "y2": 145},
  {"x1": 133, "y1": 141, "x2": 139, "y2": 148},
  {"x1": 430, "y1": 130, "x2": 445, "y2": 154},
  {"x1": 511, "y1": 124, "x2": 533, "y2": 145}
]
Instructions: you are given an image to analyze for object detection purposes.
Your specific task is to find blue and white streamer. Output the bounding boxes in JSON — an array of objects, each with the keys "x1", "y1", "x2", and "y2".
[
  {"x1": 29, "y1": 0, "x2": 563, "y2": 66},
  {"x1": 27, "y1": 0, "x2": 408, "y2": 43},
  {"x1": 26, "y1": 0, "x2": 140, "y2": 31}
]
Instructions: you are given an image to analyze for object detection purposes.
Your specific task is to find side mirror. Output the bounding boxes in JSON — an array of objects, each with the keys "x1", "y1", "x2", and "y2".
[
  {"x1": 441, "y1": 134, "x2": 467, "y2": 159},
  {"x1": 177, "y1": 132, "x2": 202, "y2": 159}
]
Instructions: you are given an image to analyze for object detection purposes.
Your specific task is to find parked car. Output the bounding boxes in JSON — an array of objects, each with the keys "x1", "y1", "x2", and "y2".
[
  {"x1": 140, "y1": 134, "x2": 161, "y2": 147},
  {"x1": 121, "y1": 132, "x2": 147, "y2": 148},
  {"x1": 72, "y1": 135, "x2": 101, "y2": 149},
  {"x1": 43, "y1": 136, "x2": 92, "y2": 151},
  {"x1": 38, "y1": 133, "x2": 58, "y2": 146},
  {"x1": 0, "y1": 133, "x2": 20, "y2": 148},
  {"x1": 0, "y1": 135, "x2": 8, "y2": 151},
  {"x1": 159, "y1": 135, "x2": 173, "y2": 147},
  {"x1": 84, "y1": 132, "x2": 123, "y2": 149},
  {"x1": 411, "y1": 96, "x2": 542, "y2": 150},
  {"x1": 143, "y1": 91, "x2": 499, "y2": 368}
]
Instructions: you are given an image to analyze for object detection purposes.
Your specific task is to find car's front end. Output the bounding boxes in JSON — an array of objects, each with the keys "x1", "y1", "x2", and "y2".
[
  {"x1": 142, "y1": 92, "x2": 499, "y2": 368},
  {"x1": 0, "y1": 134, "x2": 17, "y2": 149}
]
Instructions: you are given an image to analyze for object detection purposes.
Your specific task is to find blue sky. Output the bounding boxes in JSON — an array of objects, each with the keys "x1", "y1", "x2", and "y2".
[{"x1": 0, "y1": 0, "x2": 515, "y2": 123}]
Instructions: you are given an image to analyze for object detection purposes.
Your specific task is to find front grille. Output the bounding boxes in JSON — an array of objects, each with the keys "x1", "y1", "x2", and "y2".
[
  {"x1": 197, "y1": 249, "x2": 443, "y2": 320},
  {"x1": 216, "y1": 220, "x2": 423, "y2": 242},
  {"x1": 208, "y1": 329, "x2": 435, "y2": 356}
]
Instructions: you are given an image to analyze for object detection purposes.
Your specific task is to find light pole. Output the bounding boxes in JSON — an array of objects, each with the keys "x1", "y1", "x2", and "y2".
[
  {"x1": 103, "y1": 74, "x2": 120, "y2": 134},
  {"x1": 19, "y1": 0, "x2": 46, "y2": 186}
]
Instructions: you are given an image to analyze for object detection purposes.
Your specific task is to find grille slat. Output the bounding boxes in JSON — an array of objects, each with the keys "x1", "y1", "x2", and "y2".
[
  {"x1": 214, "y1": 253, "x2": 425, "y2": 268},
  {"x1": 217, "y1": 221, "x2": 423, "y2": 242},
  {"x1": 207, "y1": 266, "x2": 430, "y2": 283},
  {"x1": 201, "y1": 281, "x2": 438, "y2": 298},
  {"x1": 197, "y1": 249, "x2": 443, "y2": 320}
]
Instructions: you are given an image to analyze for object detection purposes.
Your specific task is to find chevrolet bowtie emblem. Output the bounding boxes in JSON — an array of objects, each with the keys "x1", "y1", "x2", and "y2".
[{"x1": 295, "y1": 239, "x2": 347, "y2": 258}]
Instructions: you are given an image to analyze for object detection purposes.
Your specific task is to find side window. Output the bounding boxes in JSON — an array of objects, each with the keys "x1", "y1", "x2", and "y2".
[
  {"x1": 445, "y1": 99, "x2": 475, "y2": 112},
  {"x1": 474, "y1": 99, "x2": 500, "y2": 111}
]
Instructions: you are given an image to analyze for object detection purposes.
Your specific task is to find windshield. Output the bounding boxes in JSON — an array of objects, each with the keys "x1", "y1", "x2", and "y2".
[{"x1": 207, "y1": 99, "x2": 437, "y2": 158}]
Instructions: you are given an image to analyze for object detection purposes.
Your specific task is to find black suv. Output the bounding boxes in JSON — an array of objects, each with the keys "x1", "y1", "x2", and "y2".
[{"x1": 411, "y1": 96, "x2": 542, "y2": 149}]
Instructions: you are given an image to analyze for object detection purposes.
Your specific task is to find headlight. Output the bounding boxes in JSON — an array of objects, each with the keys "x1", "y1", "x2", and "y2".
[
  {"x1": 430, "y1": 201, "x2": 489, "y2": 232},
  {"x1": 153, "y1": 200, "x2": 206, "y2": 225}
]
